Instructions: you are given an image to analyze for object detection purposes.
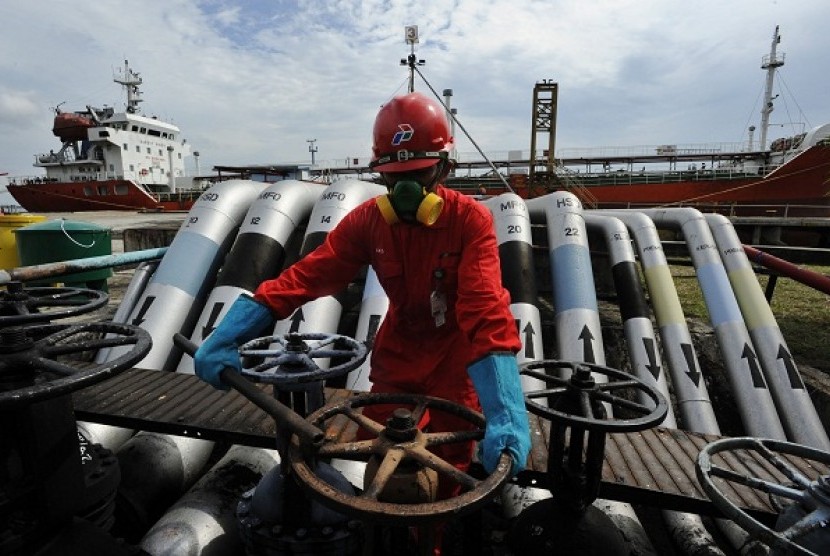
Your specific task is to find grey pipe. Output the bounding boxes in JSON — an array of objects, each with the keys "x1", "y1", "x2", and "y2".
[
  {"x1": 584, "y1": 212, "x2": 728, "y2": 556},
  {"x1": 105, "y1": 179, "x2": 263, "y2": 371},
  {"x1": 82, "y1": 260, "x2": 158, "y2": 451},
  {"x1": 526, "y1": 192, "x2": 657, "y2": 556},
  {"x1": 633, "y1": 208, "x2": 786, "y2": 440},
  {"x1": 600, "y1": 210, "x2": 720, "y2": 434},
  {"x1": 486, "y1": 193, "x2": 551, "y2": 519},
  {"x1": 140, "y1": 445, "x2": 280, "y2": 556},
  {"x1": 584, "y1": 213, "x2": 674, "y2": 423},
  {"x1": 706, "y1": 213, "x2": 830, "y2": 450},
  {"x1": 0, "y1": 247, "x2": 166, "y2": 283},
  {"x1": 272, "y1": 179, "x2": 386, "y2": 337}
]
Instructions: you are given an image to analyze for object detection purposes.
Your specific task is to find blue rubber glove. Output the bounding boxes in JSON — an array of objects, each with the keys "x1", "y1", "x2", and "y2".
[
  {"x1": 467, "y1": 353, "x2": 531, "y2": 476},
  {"x1": 194, "y1": 294, "x2": 274, "y2": 389}
]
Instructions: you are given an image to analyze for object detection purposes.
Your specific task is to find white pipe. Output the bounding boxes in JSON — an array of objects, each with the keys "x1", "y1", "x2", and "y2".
[
  {"x1": 485, "y1": 193, "x2": 551, "y2": 519},
  {"x1": 140, "y1": 445, "x2": 280, "y2": 555},
  {"x1": 632, "y1": 208, "x2": 786, "y2": 440},
  {"x1": 345, "y1": 267, "x2": 387, "y2": 391},
  {"x1": 271, "y1": 179, "x2": 386, "y2": 338},
  {"x1": 706, "y1": 213, "x2": 830, "y2": 450},
  {"x1": 105, "y1": 180, "x2": 262, "y2": 371},
  {"x1": 599, "y1": 210, "x2": 720, "y2": 434},
  {"x1": 525, "y1": 191, "x2": 657, "y2": 556},
  {"x1": 177, "y1": 180, "x2": 326, "y2": 374}
]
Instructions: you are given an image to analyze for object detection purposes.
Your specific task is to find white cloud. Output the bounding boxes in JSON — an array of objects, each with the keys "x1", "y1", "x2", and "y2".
[{"x1": 1, "y1": 0, "x2": 828, "y2": 182}]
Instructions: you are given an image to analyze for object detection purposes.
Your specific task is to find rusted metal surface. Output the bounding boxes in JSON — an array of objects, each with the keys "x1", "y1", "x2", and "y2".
[
  {"x1": 288, "y1": 393, "x2": 512, "y2": 525},
  {"x1": 73, "y1": 368, "x2": 830, "y2": 521}
]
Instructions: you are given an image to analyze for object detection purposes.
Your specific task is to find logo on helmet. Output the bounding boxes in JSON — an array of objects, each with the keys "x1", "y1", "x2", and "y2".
[{"x1": 391, "y1": 124, "x2": 414, "y2": 146}]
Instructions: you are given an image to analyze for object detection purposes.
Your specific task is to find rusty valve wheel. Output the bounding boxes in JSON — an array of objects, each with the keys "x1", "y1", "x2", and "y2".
[
  {"x1": 520, "y1": 360, "x2": 667, "y2": 432},
  {"x1": 287, "y1": 392, "x2": 513, "y2": 525},
  {"x1": 0, "y1": 283, "x2": 108, "y2": 327},
  {"x1": 238, "y1": 332, "x2": 367, "y2": 385},
  {"x1": 697, "y1": 437, "x2": 830, "y2": 556},
  {"x1": 0, "y1": 321, "x2": 152, "y2": 408}
]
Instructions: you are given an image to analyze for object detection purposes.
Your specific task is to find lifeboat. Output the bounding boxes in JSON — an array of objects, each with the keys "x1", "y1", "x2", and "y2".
[{"x1": 52, "y1": 112, "x2": 94, "y2": 142}]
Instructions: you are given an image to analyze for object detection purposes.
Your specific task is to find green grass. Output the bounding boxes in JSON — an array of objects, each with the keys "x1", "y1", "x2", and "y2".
[{"x1": 670, "y1": 264, "x2": 830, "y2": 372}]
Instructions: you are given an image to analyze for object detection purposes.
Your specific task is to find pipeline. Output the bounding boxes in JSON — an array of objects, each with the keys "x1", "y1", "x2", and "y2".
[
  {"x1": 486, "y1": 193, "x2": 551, "y2": 520},
  {"x1": 80, "y1": 261, "x2": 159, "y2": 451},
  {"x1": 345, "y1": 267, "x2": 387, "y2": 392},
  {"x1": 584, "y1": 213, "x2": 674, "y2": 420},
  {"x1": 177, "y1": 179, "x2": 327, "y2": 374},
  {"x1": 142, "y1": 179, "x2": 384, "y2": 553},
  {"x1": 707, "y1": 214, "x2": 830, "y2": 450},
  {"x1": 526, "y1": 191, "x2": 658, "y2": 556},
  {"x1": 0, "y1": 247, "x2": 167, "y2": 284},
  {"x1": 485, "y1": 194, "x2": 546, "y2": 386},
  {"x1": 140, "y1": 445, "x2": 280, "y2": 556},
  {"x1": 105, "y1": 180, "x2": 263, "y2": 371},
  {"x1": 101, "y1": 181, "x2": 262, "y2": 544},
  {"x1": 600, "y1": 210, "x2": 720, "y2": 434},
  {"x1": 744, "y1": 244, "x2": 830, "y2": 295},
  {"x1": 587, "y1": 212, "x2": 726, "y2": 556},
  {"x1": 272, "y1": 179, "x2": 386, "y2": 337},
  {"x1": 634, "y1": 208, "x2": 786, "y2": 440},
  {"x1": 600, "y1": 210, "x2": 755, "y2": 555},
  {"x1": 126, "y1": 180, "x2": 326, "y2": 552}
]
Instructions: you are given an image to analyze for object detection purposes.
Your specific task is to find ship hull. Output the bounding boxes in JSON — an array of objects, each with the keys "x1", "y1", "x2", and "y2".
[
  {"x1": 6, "y1": 179, "x2": 200, "y2": 212},
  {"x1": 501, "y1": 144, "x2": 830, "y2": 213}
]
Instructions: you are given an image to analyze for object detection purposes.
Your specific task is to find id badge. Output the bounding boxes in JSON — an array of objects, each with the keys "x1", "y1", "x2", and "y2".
[{"x1": 430, "y1": 290, "x2": 447, "y2": 327}]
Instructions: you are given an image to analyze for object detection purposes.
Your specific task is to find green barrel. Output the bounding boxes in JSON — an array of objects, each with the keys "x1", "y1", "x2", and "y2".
[{"x1": 14, "y1": 219, "x2": 113, "y2": 291}]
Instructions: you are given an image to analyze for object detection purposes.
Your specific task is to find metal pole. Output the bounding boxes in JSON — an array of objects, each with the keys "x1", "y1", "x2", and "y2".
[{"x1": 0, "y1": 247, "x2": 168, "y2": 284}]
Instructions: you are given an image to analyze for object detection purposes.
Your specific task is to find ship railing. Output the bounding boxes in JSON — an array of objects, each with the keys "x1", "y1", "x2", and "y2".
[
  {"x1": 592, "y1": 201, "x2": 830, "y2": 219},
  {"x1": 554, "y1": 141, "x2": 750, "y2": 159},
  {"x1": 154, "y1": 190, "x2": 206, "y2": 202},
  {"x1": 5, "y1": 175, "x2": 63, "y2": 185},
  {"x1": 553, "y1": 164, "x2": 599, "y2": 208},
  {"x1": 568, "y1": 166, "x2": 766, "y2": 186}
]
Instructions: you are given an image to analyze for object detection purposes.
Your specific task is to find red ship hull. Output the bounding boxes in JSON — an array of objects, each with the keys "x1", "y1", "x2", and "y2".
[
  {"x1": 501, "y1": 144, "x2": 830, "y2": 214},
  {"x1": 581, "y1": 145, "x2": 830, "y2": 206},
  {"x1": 6, "y1": 179, "x2": 200, "y2": 212}
]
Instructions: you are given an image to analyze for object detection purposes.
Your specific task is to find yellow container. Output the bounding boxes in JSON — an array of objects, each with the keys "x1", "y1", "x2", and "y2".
[{"x1": 0, "y1": 214, "x2": 47, "y2": 269}]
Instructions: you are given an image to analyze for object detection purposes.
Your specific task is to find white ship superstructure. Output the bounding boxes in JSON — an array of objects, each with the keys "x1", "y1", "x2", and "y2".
[{"x1": 35, "y1": 60, "x2": 191, "y2": 194}]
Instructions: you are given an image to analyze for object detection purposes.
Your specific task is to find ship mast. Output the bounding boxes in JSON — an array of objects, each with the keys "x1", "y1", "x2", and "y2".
[
  {"x1": 759, "y1": 26, "x2": 784, "y2": 151},
  {"x1": 114, "y1": 60, "x2": 144, "y2": 114},
  {"x1": 401, "y1": 25, "x2": 424, "y2": 92}
]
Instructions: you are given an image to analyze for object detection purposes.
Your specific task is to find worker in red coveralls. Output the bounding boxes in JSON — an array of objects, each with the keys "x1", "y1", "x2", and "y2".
[{"x1": 194, "y1": 91, "x2": 531, "y2": 530}]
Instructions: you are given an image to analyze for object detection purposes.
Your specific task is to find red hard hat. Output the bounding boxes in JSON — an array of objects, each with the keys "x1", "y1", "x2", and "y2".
[{"x1": 370, "y1": 92, "x2": 455, "y2": 172}]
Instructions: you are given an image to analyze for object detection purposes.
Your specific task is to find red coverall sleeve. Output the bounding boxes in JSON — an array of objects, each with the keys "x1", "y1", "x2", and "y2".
[
  {"x1": 253, "y1": 211, "x2": 368, "y2": 319},
  {"x1": 455, "y1": 207, "x2": 522, "y2": 361}
]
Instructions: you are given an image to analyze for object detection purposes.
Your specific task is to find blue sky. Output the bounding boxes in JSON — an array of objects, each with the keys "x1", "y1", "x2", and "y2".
[{"x1": 1, "y1": 0, "x2": 828, "y2": 186}]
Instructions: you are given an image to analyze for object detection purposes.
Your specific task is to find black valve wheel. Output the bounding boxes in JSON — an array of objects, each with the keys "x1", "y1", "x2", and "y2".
[
  {"x1": 287, "y1": 392, "x2": 513, "y2": 525},
  {"x1": 0, "y1": 284, "x2": 108, "y2": 326},
  {"x1": 520, "y1": 360, "x2": 667, "y2": 432},
  {"x1": 697, "y1": 437, "x2": 830, "y2": 556},
  {"x1": 238, "y1": 332, "x2": 367, "y2": 385},
  {"x1": 0, "y1": 321, "x2": 152, "y2": 408}
]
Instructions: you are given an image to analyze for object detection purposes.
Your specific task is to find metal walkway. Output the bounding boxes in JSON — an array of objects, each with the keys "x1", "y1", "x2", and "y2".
[{"x1": 73, "y1": 367, "x2": 829, "y2": 523}]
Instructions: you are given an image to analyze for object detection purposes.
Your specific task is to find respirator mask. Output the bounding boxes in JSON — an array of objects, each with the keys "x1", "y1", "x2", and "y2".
[{"x1": 375, "y1": 162, "x2": 446, "y2": 226}]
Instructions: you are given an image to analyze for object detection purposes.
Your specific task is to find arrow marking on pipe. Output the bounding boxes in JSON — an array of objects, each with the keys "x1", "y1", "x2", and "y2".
[
  {"x1": 578, "y1": 325, "x2": 595, "y2": 363},
  {"x1": 642, "y1": 337, "x2": 661, "y2": 381},
  {"x1": 202, "y1": 302, "x2": 225, "y2": 340},
  {"x1": 741, "y1": 344, "x2": 767, "y2": 388},
  {"x1": 521, "y1": 320, "x2": 537, "y2": 359},
  {"x1": 777, "y1": 345, "x2": 805, "y2": 390},
  {"x1": 131, "y1": 296, "x2": 155, "y2": 326},
  {"x1": 681, "y1": 343, "x2": 701, "y2": 387},
  {"x1": 289, "y1": 308, "x2": 305, "y2": 333}
]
